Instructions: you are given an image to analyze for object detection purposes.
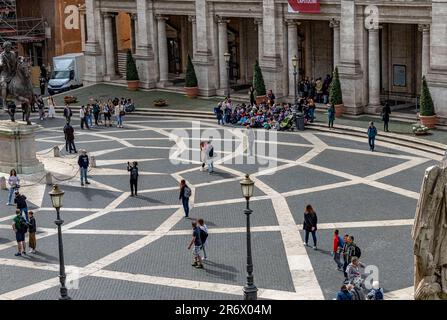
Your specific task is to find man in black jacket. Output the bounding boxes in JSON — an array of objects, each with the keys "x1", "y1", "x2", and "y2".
[
  {"x1": 78, "y1": 150, "x2": 90, "y2": 186},
  {"x1": 14, "y1": 190, "x2": 29, "y2": 223},
  {"x1": 28, "y1": 211, "x2": 37, "y2": 254},
  {"x1": 63, "y1": 122, "x2": 77, "y2": 153},
  {"x1": 127, "y1": 161, "x2": 139, "y2": 196},
  {"x1": 63, "y1": 104, "x2": 72, "y2": 123}
]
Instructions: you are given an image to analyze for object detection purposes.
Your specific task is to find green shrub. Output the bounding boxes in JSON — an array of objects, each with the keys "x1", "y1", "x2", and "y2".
[
  {"x1": 420, "y1": 76, "x2": 435, "y2": 116},
  {"x1": 185, "y1": 54, "x2": 198, "y2": 87},
  {"x1": 126, "y1": 49, "x2": 139, "y2": 81},
  {"x1": 329, "y1": 67, "x2": 343, "y2": 105},
  {"x1": 253, "y1": 60, "x2": 266, "y2": 96}
]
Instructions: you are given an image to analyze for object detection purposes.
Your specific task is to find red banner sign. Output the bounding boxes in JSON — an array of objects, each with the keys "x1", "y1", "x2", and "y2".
[{"x1": 288, "y1": 0, "x2": 320, "y2": 14}]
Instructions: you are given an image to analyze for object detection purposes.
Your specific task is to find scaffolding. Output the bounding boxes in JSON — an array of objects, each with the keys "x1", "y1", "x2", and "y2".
[{"x1": 0, "y1": 0, "x2": 46, "y2": 49}]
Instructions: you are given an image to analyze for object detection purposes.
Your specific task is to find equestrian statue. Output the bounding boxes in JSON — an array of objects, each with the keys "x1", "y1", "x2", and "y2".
[{"x1": 0, "y1": 41, "x2": 35, "y2": 125}]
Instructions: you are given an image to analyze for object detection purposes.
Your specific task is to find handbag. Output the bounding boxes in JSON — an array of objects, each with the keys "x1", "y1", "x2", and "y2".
[{"x1": 119, "y1": 110, "x2": 126, "y2": 116}]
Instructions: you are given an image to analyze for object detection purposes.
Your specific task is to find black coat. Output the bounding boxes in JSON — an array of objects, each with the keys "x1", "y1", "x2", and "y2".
[
  {"x1": 382, "y1": 105, "x2": 391, "y2": 122},
  {"x1": 303, "y1": 212, "x2": 318, "y2": 232},
  {"x1": 64, "y1": 124, "x2": 75, "y2": 141}
]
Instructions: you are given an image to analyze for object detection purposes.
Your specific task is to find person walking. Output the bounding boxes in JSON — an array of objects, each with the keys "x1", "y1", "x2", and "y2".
[
  {"x1": 103, "y1": 103, "x2": 112, "y2": 127},
  {"x1": 198, "y1": 218, "x2": 209, "y2": 260},
  {"x1": 127, "y1": 161, "x2": 139, "y2": 197},
  {"x1": 63, "y1": 121, "x2": 77, "y2": 154},
  {"x1": 80, "y1": 105, "x2": 89, "y2": 130},
  {"x1": 7, "y1": 169, "x2": 20, "y2": 206},
  {"x1": 39, "y1": 76, "x2": 46, "y2": 96},
  {"x1": 78, "y1": 150, "x2": 90, "y2": 186},
  {"x1": 12, "y1": 209, "x2": 27, "y2": 256},
  {"x1": 86, "y1": 104, "x2": 93, "y2": 127},
  {"x1": 336, "y1": 285, "x2": 353, "y2": 300},
  {"x1": 342, "y1": 234, "x2": 351, "y2": 279},
  {"x1": 303, "y1": 204, "x2": 318, "y2": 250},
  {"x1": 37, "y1": 95, "x2": 45, "y2": 120},
  {"x1": 14, "y1": 190, "x2": 29, "y2": 223},
  {"x1": 205, "y1": 141, "x2": 214, "y2": 174},
  {"x1": 200, "y1": 141, "x2": 206, "y2": 172},
  {"x1": 332, "y1": 229, "x2": 344, "y2": 271},
  {"x1": 381, "y1": 102, "x2": 391, "y2": 132},
  {"x1": 47, "y1": 95, "x2": 56, "y2": 119},
  {"x1": 115, "y1": 102, "x2": 125, "y2": 128},
  {"x1": 346, "y1": 257, "x2": 365, "y2": 283},
  {"x1": 327, "y1": 103, "x2": 335, "y2": 129},
  {"x1": 247, "y1": 127, "x2": 255, "y2": 156},
  {"x1": 367, "y1": 121, "x2": 378, "y2": 151},
  {"x1": 93, "y1": 102, "x2": 100, "y2": 126},
  {"x1": 249, "y1": 86, "x2": 256, "y2": 107},
  {"x1": 28, "y1": 211, "x2": 37, "y2": 254},
  {"x1": 188, "y1": 221, "x2": 204, "y2": 269},
  {"x1": 179, "y1": 180, "x2": 191, "y2": 218},
  {"x1": 215, "y1": 103, "x2": 224, "y2": 126},
  {"x1": 63, "y1": 104, "x2": 72, "y2": 123}
]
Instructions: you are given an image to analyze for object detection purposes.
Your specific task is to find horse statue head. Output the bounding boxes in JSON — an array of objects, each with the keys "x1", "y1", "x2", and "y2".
[{"x1": 15, "y1": 56, "x2": 31, "y2": 80}]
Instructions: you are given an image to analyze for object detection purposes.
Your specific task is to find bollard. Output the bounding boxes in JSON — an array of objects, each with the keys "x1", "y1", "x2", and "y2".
[
  {"x1": 90, "y1": 156, "x2": 96, "y2": 168},
  {"x1": 0, "y1": 176, "x2": 7, "y2": 190},
  {"x1": 53, "y1": 146, "x2": 60, "y2": 157},
  {"x1": 45, "y1": 172, "x2": 53, "y2": 185}
]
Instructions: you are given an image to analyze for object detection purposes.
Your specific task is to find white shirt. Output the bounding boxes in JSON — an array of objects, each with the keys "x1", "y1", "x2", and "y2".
[{"x1": 80, "y1": 108, "x2": 85, "y2": 118}]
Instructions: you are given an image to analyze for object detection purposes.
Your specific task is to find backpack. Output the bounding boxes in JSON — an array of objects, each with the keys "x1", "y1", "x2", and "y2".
[
  {"x1": 199, "y1": 228, "x2": 208, "y2": 244},
  {"x1": 373, "y1": 289, "x2": 384, "y2": 300},
  {"x1": 184, "y1": 186, "x2": 192, "y2": 198},
  {"x1": 208, "y1": 147, "x2": 214, "y2": 158},
  {"x1": 17, "y1": 216, "x2": 28, "y2": 233},
  {"x1": 353, "y1": 245, "x2": 361, "y2": 258}
]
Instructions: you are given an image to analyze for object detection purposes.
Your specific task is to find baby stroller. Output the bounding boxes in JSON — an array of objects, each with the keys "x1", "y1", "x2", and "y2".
[{"x1": 279, "y1": 114, "x2": 294, "y2": 131}]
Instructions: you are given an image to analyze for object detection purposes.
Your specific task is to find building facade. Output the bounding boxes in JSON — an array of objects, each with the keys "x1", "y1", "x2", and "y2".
[{"x1": 83, "y1": 0, "x2": 447, "y2": 123}]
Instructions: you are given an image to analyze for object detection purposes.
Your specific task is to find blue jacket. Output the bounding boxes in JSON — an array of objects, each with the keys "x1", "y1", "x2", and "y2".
[
  {"x1": 336, "y1": 290, "x2": 353, "y2": 300},
  {"x1": 78, "y1": 155, "x2": 89, "y2": 169},
  {"x1": 367, "y1": 126, "x2": 377, "y2": 138}
]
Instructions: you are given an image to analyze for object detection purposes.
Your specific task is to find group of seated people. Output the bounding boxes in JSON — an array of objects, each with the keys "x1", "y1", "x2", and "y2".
[{"x1": 214, "y1": 96, "x2": 317, "y2": 131}]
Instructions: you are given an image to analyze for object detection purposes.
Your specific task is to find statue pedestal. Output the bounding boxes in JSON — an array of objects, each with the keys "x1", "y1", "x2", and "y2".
[{"x1": 0, "y1": 121, "x2": 44, "y2": 174}]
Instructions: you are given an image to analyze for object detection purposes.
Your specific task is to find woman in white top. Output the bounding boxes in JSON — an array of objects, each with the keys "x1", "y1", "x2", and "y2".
[
  {"x1": 47, "y1": 96, "x2": 56, "y2": 118},
  {"x1": 114, "y1": 103, "x2": 124, "y2": 128},
  {"x1": 7, "y1": 169, "x2": 20, "y2": 206}
]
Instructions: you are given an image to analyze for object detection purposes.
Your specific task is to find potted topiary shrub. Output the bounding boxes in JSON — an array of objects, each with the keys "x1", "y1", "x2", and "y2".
[
  {"x1": 253, "y1": 60, "x2": 267, "y2": 104},
  {"x1": 419, "y1": 76, "x2": 437, "y2": 128},
  {"x1": 126, "y1": 49, "x2": 139, "y2": 91},
  {"x1": 185, "y1": 54, "x2": 199, "y2": 98},
  {"x1": 329, "y1": 66, "x2": 343, "y2": 117}
]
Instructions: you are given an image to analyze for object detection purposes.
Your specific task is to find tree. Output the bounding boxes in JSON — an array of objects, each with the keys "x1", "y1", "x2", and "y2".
[
  {"x1": 329, "y1": 67, "x2": 343, "y2": 105},
  {"x1": 126, "y1": 49, "x2": 139, "y2": 81},
  {"x1": 185, "y1": 54, "x2": 198, "y2": 87},
  {"x1": 253, "y1": 60, "x2": 266, "y2": 96},
  {"x1": 420, "y1": 76, "x2": 435, "y2": 116}
]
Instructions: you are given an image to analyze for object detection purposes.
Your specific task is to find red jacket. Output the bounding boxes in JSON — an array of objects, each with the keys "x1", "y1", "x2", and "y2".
[{"x1": 333, "y1": 235, "x2": 340, "y2": 253}]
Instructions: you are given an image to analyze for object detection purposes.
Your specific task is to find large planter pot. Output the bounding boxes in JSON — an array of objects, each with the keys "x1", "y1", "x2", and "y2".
[
  {"x1": 255, "y1": 95, "x2": 266, "y2": 105},
  {"x1": 419, "y1": 114, "x2": 437, "y2": 129},
  {"x1": 185, "y1": 86, "x2": 199, "y2": 98},
  {"x1": 127, "y1": 80, "x2": 139, "y2": 91},
  {"x1": 335, "y1": 104, "x2": 344, "y2": 118}
]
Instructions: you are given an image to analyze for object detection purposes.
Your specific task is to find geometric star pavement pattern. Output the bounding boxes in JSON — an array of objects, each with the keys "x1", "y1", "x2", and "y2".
[{"x1": 0, "y1": 115, "x2": 438, "y2": 300}]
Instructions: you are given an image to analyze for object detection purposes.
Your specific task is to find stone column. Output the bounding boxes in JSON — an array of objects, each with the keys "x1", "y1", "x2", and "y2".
[
  {"x1": 239, "y1": 19, "x2": 247, "y2": 84},
  {"x1": 286, "y1": 19, "x2": 299, "y2": 97},
  {"x1": 80, "y1": 11, "x2": 86, "y2": 52},
  {"x1": 305, "y1": 22, "x2": 312, "y2": 78},
  {"x1": 419, "y1": 24, "x2": 430, "y2": 78},
  {"x1": 103, "y1": 13, "x2": 117, "y2": 80},
  {"x1": 180, "y1": 16, "x2": 188, "y2": 74},
  {"x1": 130, "y1": 13, "x2": 137, "y2": 54},
  {"x1": 381, "y1": 24, "x2": 389, "y2": 94},
  {"x1": 330, "y1": 19, "x2": 340, "y2": 69},
  {"x1": 217, "y1": 16, "x2": 230, "y2": 90},
  {"x1": 188, "y1": 16, "x2": 197, "y2": 59},
  {"x1": 367, "y1": 27, "x2": 381, "y2": 113},
  {"x1": 83, "y1": 0, "x2": 104, "y2": 84},
  {"x1": 157, "y1": 15, "x2": 169, "y2": 85},
  {"x1": 254, "y1": 19, "x2": 263, "y2": 62}
]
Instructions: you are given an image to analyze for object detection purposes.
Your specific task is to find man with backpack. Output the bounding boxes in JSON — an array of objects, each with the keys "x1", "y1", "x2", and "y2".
[
  {"x1": 188, "y1": 221, "x2": 204, "y2": 269},
  {"x1": 127, "y1": 161, "x2": 139, "y2": 197},
  {"x1": 179, "y1": 180, "x2": 192, "y2": 218},
  {"x1": 12, "y1": 209, "x2": 28, "y2": 256},
  {"x1": 14, "y1": 190, "x2": 29, "y2": 223},
  {"x1": 367, "y1": 281, "x2": 384, "y2": 300},
  {"x1": 198, "y1": 218, "x2": 208, "y2": 260},
  {"x1": 332, "y1": 229, "x2": 344, "y2": 271},
  {"x1": 347, "y1": 235, "x2": 362, "y2": 262}
]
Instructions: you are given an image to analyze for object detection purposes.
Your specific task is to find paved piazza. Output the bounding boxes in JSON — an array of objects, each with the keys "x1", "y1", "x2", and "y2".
[{"x1": 0, "y1": 114, "x2": 438, "y2": 300}]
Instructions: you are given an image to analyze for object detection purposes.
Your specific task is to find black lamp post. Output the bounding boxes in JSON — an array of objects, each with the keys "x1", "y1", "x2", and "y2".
[
  {"x1": 49, "y1": 184, "x2": 71, "y2": 300},
  {"x1": 292, "y1": 54, "x2": 298, "y2": 107},
  {"x1": 224, "y1": 52, "x2": 231, "y2": 98},
  {"x1": 240, "y1": 174, "x2": 257, "y2": 300}
]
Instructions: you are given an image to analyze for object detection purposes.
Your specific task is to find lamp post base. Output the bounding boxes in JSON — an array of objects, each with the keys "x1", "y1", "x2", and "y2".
[{"x1": 243, "y1": 285, "x2": 258, "y2": 300}]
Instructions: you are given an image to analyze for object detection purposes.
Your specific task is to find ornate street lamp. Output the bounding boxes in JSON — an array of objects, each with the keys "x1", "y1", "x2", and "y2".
[
  {"x1": 224, "y1": 52, "x2": 231, "y2": 98},
  {"x1": 240, "y1": 174, "x2": 257, "y2": 300},
  {"x1": 292, "y1": 55, "x2": 299, "y2": 107},
  {"x1": 49, "y1": 184, "x2": 71, "y2": 300}
]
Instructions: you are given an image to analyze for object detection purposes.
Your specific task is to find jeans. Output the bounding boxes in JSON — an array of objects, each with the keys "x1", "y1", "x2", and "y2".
[
  {"x1": 207, "y1": 160, "x2": 214, "y2": 173},
  {"x1": 368, "y1": 137, "x2": 375, "y2": 151},
  {"x1": 87, "y1": 115, "x2": 93, "y2": 127},
  {"x1": 117, "y1": 115, "x2": 123, "y2": 126},
  {"x1": 328, "y1": 119, "x2": 334, "y2": 128},
  {"x1": 217, "y1": 117, "x2": 224, "y2": 125},
  {"x1": 66, "y1": 140, "x2": 76, "y2": 153},
  {"x1": 334, "y1": 251, "x2": 343, "y2": 269},
  {"x1": 80, "y1": 167, "x2": 88, "y2": 184},
  {"x1": 20, "y1": 207, "x2": 29, "y2": 223},
  {"x1": 130, "y1": 179, "x2": 138, "y2": 195},
  {"x1": 80, "y1": 117, "x2": 89, "y2": 129},
  {"x1": 304, "y1": 230, "x2": 317, "y2": 246},
  {"x1": 323, "y1": 94, "x2": 329, "y2": 104},
  {"x1": 8, "y1": 187, "x2": 17, "y2": 204},
  {"x1": 94, "y1": 112, "x2": 100, "y2": 125},
  {"x1": 309, "y1": 108, "x2": 315, "y2": 122},
  {"x1": 182, "y1": 197, "x2": 190, "y2": 217},
  {"x1": 384, "y1": 121, "x2": 389, "y2": 132}
]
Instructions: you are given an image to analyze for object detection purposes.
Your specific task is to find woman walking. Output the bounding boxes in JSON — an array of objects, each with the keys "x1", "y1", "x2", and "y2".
[
  {"x1": 179, "y1": 180, "x2": 191, "y2": 218},
  {"x1": 303, "y1": 204, "x2": 318, "y2": 250},
  {"x1": 367, "y1": 121, "x2": 378, "y2": 152},
  {"x1": 7, "y1": 169, "x2": 20, "y2": 206},
  {"x1": 200, "y1": 141, "x2": 206, "y2": 172},
  {"x1": 47, "y1": 95, "x2": 56, "y2": 119}
]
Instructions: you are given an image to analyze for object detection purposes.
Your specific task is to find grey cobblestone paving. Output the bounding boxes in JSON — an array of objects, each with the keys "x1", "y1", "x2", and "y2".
[{"x1": 0, "y1": 266, "x2": 58, "y2": 295}]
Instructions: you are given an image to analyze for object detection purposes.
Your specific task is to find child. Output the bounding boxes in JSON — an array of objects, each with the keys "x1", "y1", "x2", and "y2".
[
  {"x1": 12, "y1": 209, "x2": 27, "y2": 256},
  {"x1": 198, "y1": 218, "x2": 209, "y2": 260},
  {"x1": 28, "y1": 211, "x2": 37, "y2": 254}
]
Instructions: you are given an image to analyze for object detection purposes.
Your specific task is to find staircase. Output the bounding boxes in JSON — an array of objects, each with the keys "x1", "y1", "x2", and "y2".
[{"x1": 117, "y1": 52, "x2": 127, "y2": 78}]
